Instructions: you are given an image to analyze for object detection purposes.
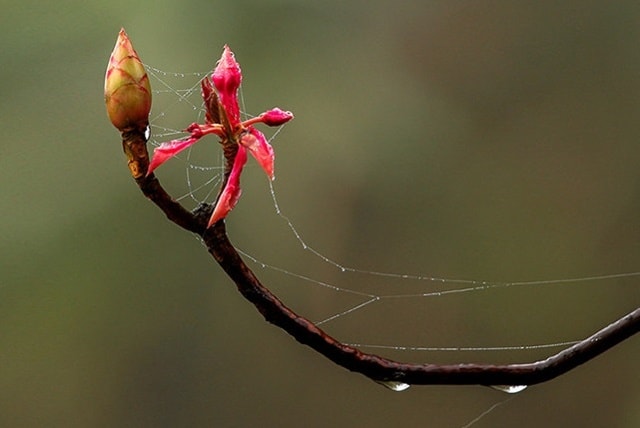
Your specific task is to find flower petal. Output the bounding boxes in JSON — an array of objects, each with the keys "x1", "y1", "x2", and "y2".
[
  {"x1": 147, "y1": 136, "x2": 199, "y2": 176},
  {"x1": 208, "y1": 146, "x2": 248, "y2": 226},
  {"x1": 240, "y1": 127, "x2": 275, "y2": 180}
]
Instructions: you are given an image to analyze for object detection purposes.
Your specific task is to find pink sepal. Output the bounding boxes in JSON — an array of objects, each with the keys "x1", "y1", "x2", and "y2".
[
  {"x1": 208, "y1": 145, "x2": 248, "y2": 225},
  {"x1": 147, "y1": 137, "x2": 199, "y2": 176},
  {"x1": 240, "y1": 127, "x2": 275, "y2": 180}
]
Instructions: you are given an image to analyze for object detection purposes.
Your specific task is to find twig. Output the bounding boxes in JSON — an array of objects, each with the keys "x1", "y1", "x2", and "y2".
[{"x1": 120, "y1": 127, "x2": 640, "y2": 387}]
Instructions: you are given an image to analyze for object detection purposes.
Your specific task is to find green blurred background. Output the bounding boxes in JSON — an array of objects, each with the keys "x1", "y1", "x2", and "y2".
[{"x1": 1, "y1": 1, "x2": 639, "y2": 426}]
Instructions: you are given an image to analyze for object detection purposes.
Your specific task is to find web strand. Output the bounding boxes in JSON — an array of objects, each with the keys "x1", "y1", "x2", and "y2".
[
  {"x1": 268, "y1": 179, "x2": 640, "y2": 290},
  {"x1": 345, "y1": 340, "x2": 579, "y2": 353},
  {"x1": 460, "y1": 397, "x2": 515, "y2": 428}
]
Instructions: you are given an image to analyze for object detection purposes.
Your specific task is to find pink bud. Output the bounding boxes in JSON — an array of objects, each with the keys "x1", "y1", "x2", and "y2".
[
  {"x1": 261, "y1": 108, "x2": 294, "y2": 126},
  {"x1": 104, "y1": 29, "x2": 151, "y2": 132},
  {"x1": 212, "y1": 45, "x2": 242, "y2": 124}
]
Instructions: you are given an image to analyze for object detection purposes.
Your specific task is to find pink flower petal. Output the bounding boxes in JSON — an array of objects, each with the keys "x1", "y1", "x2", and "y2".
[
  {"x1": 208, "y1": 145, "x2": 248, "y2": 226},
  {"x1": 239, "y1": 127, "x2": 275, "y2": 180},
  {"x1": 147, "y1": 137, "x2": 199, "y2": 176}
]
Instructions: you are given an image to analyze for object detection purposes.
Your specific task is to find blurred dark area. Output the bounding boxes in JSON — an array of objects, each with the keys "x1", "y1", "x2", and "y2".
[{"x1": 1, "y1": 1, "x2": 639, "y2": 426}]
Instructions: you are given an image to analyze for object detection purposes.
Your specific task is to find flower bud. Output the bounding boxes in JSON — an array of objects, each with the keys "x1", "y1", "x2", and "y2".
[
  {"x1": 105, "y1": 28, "x2": 151, "y2": 132},
  {"x1": 212, "y1": 45, "x2": 241, "y2": 124},
  {"x1": 260, "y1": 108, "x2": 294, "y2": 126}
]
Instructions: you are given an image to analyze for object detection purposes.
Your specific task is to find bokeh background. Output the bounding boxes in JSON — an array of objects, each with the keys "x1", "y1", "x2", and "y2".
[{"x1": 2, "y1": 1, "x2": 639, "y2": 426}]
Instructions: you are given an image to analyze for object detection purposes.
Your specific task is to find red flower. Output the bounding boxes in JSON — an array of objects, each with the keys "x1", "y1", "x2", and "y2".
[{"x1": 147, "y1": 45, "x2": 293, "y2": 227}]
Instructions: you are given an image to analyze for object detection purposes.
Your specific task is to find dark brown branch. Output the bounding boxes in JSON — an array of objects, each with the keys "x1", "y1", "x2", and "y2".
[{"x1": 121, "y1": 128, "x2": 640, "y2": 387}]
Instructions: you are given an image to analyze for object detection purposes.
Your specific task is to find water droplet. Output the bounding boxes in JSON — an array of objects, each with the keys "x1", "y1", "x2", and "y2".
[
  {"x1": 376, "y1": 380, "x2": 411, "y2": 392},
  {"x1": 489, "y1": 385, "x2": 527, "y2": 394}
]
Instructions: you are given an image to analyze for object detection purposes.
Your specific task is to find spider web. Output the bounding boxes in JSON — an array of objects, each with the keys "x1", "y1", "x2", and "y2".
[
  {"x1": 145, "y1": 64, "x2": 639, "y2": 366},
  {"x1": 143, "y1": 64, "x2": 640, "y2": 427}
]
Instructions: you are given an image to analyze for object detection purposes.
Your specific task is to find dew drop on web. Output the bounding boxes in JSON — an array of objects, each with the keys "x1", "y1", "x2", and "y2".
[
  {"x1": 376, "y1": 380, "x2": 411, "y2": 392},
  {"x1": 489, "y1": 385, "x2": 528, "y2": 394}
]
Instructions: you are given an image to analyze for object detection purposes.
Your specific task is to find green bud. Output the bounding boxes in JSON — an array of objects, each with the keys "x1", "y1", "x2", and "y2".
[{"x1": 104, "y1": 28, "x2": 151, "y2": 132}]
